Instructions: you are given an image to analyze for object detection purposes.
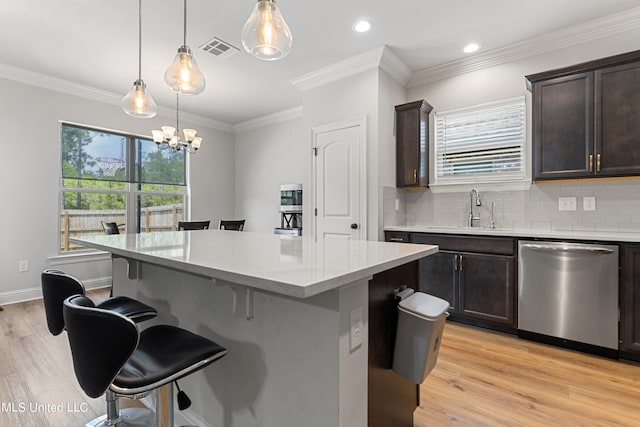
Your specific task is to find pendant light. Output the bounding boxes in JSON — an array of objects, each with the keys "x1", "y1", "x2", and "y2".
[
  {"x1": 164, "y1": 0, "x2": 206, "y2": 95},
  {"x1": 241, "y1": 0, "x2": 293, "y2": 61},
  {"x1": 122, "y1": 0, "x2": 157, "y2": 118}
]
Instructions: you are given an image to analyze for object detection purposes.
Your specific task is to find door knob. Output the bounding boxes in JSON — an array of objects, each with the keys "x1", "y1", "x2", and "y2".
[{"x1": 350, "y1": 223, "x2": 358, "y2": 229}]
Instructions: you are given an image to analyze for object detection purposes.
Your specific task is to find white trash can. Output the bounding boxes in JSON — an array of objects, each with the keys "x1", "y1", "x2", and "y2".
[{"x1": 392, "y1": 292, "x2": 449, "y2": 383}]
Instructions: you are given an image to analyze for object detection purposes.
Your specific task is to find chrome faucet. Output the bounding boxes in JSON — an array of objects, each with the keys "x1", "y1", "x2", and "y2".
[{"x1": 468, "y1": 188, "x2": 481, "y2": 227}]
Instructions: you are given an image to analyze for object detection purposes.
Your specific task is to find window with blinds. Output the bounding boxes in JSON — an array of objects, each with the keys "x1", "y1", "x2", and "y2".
[{"x1": 434, "y1": 96, "x2": 525, "y2": 184}]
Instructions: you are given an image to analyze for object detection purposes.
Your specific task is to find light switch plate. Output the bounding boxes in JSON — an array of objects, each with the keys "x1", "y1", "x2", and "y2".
[
  {"x1": 350, "y1": 307, "x2": 363, "y2": 352},
  {"x1": 583, "y1": 196, "x2": 596, "y2": 211},
  {"x1": 558, "y1": 197, "x2": 577, "y2": 211}
]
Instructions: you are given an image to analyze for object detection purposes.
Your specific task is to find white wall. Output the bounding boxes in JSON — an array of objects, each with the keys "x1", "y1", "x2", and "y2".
[
  {"x1": 232, "y1": 67, "x2": 408, "y2": 241},
  {"x1": 0, "y1": 77, "x2": 234, "y2": 304},
  {"x1": 234, "y1": 116, "x2": 305, "y2": 233},
  {"x1": 399, "y1": 28, "x2": 640, "y2": 232},
  {"x1": 302, "y1": 69, "x2": 381, "y2": 240}
]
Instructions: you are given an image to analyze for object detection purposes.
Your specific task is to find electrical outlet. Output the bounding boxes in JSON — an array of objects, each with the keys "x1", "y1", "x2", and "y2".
[
  {"x1": 395, "y1": 198, "x2": 400, "y2": 211},
  {"x1": 18, "y1": 260, "x2": 29, "y2": 272},
  {"x1": 558, "y1": 197, "x2": 577, "y2": 211},
  {"x1": 350, "y1": 307, "x2": 363, "y2": 352},
  {"x1": 583, "y1": 196, "x2": 596, "y2": 211}
]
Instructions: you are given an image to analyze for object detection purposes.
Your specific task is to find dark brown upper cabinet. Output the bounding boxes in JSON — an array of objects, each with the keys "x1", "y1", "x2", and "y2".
[
  {"x1": 395, "y1": 100, "x2": 433, "y2": 188},
  {"x1": 527, "y1": 50, "x2": 640, "y2": 181}
]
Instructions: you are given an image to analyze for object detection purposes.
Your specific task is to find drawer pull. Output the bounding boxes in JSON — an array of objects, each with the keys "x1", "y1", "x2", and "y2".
[{"x1": 388, "y1": 237, "x2": 405, "y2": 242}]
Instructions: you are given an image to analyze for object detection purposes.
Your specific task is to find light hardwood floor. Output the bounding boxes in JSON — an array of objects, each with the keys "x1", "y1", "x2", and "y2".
[
  {"x1": 416, "y1": 323, "x2": 640, "y2": 427},
  {"x1": 0, "y1": 288, "x2": 141, "y2": 427},
  {"x1": 1, "y1": 290, "x2": 639, "y2": 426}
]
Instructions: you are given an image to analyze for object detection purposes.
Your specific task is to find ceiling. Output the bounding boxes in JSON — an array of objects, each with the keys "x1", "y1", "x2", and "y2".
[{"x1": 2, "y1": 0, "x2": 640, "y2": 126}]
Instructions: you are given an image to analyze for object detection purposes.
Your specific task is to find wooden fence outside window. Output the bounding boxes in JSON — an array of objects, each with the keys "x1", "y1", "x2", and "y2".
[{"x1": 60, "y1": 204, "x2": 183, "y2": 251}]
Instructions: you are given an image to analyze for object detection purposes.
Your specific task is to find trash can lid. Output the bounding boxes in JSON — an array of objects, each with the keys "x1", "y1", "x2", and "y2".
[{"x1": 399, "y1": 292, "x2": 449, "y2": 319}]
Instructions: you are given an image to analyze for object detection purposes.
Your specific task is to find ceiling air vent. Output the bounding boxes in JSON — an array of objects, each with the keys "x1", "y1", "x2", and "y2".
[{"x1": 199, "y1": 37, "x2": 239, "y2": 59}]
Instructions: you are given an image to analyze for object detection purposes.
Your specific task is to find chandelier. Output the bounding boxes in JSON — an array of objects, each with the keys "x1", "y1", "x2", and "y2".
[{"x1": 151, "y1": 94, "x2": 202, "y2": 154}]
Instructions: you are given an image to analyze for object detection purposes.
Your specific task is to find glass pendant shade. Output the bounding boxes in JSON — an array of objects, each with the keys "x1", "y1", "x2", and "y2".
[
  {"x1": 241, "y1": 0, "x2": 292, "y2": 61},
  {"x1": 122, "y1": 80, "x2": 157, "y2": 118},
  {"x1": 164, "y1": 46, "x2": 206, "y2": 95}
]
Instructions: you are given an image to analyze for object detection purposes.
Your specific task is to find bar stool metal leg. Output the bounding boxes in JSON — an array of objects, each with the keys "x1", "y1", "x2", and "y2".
[
  {"x1": 85, "y1": 389, "x2": 154, "y2": 427},
  {"x1": 155, "y1": 383, "x2": 173, "y2": 427}
]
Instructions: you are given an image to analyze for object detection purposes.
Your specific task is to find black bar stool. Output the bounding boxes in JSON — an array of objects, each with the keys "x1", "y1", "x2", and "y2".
[
  {"x1": 41, "y1": 269, "x2": 157, "y2": 335},
  {"x1": 63, "y1": 294, "x2": 227, "y2": 426},
  {"x1": 41, "y1": 269, "x2": 158, "y2": 425}
]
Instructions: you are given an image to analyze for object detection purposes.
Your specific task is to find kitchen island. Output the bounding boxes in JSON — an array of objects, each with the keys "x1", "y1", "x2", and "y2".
[{"x1": 72, "y1": 230, "x2": 438, "y2": 427}]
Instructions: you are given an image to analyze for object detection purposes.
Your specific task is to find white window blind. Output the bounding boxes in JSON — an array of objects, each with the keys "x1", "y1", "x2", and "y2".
[{"x1": 434, "y1": 96, "x2": 525, "y2": 184}]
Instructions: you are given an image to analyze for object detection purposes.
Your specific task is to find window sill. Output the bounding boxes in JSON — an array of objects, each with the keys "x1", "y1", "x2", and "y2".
[
  {"x1": 429, "y1": 180, "x2": 532, "y2": 193},
  {"x1": 48, "y1": 251, "x2": 111, "y2": 266}
]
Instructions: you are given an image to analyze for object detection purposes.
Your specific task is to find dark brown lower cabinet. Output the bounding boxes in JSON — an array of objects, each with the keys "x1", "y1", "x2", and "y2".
[
  {"x1": 368, "y1": 261, "x2": 419, "y2": 427},
  {"x1": 621, "y1": 244, "x2": 640, "y2": 361},
  {"x1": 412, "y1": 233, "x2": 517, "y2": 333}
]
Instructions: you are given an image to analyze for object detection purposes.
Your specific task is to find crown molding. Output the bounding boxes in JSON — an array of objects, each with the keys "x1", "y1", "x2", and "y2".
[
  {"x1": 234, "y1": 105, "x2": 303, "y2": 133},
  {"x1": 0, "y1": 62, "x2": 234, "y2": 133},
  {"x1": 172, "y1": 110, "x2": 233, "y2": 133},
  {"x1": 379, "y1": 46, "x2": 412, "y2": 86},
  {"x1": 0, "y1": 62, "x2": 122, "y2": 103},
  {"x1": 408, "y1": 6, "x2": 640, "y2": 88},
  {"x1": 290, "y1": 45, "x2": 411, "y2": 92},
  {"x1": 290, "y1": 46, "x2": 411, "y2": 92},
  {"x1": 290, "y1": 47, "x2": 384, "y2": 92}
]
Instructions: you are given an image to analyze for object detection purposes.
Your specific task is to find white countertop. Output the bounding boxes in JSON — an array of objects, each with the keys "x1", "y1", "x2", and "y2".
[
  {"x1": 384, "y1": 225, "x2": 640, "y2": 243},
  {"x1": 71, "y1": 230, "x2": 438, "y2": 298}
]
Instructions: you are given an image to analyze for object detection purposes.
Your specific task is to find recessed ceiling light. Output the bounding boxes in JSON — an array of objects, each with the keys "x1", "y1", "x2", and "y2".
[
  {"x1": 353, "y1": 20, "x2": 372, "y2": 33},
  {"x1": 463, "y1": 43, "x2": 480, "y2": 53}
]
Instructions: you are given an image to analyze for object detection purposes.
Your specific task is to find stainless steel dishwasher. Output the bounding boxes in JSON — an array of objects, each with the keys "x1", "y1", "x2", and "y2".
[{"x1": 518, "y1": 240, "x2": 619, "y2": 352}]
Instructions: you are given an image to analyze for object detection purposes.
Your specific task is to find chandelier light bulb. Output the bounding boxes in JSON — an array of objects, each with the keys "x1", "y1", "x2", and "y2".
[
  {"x1": 183, "y1": 128, "x2": 197, "y2": 141},
  {"x1": 122, "y1": 80, "x2": 157, "y2": 118},
  {"x1": 152, "y1": 130, "x2": 164, "y2": 143},
  {"x1": 241, "y1": 0, "x2": 292, "y2": 61},
  {"x1": 161, "y1": 126, "x2": 176, "y2": 138}
]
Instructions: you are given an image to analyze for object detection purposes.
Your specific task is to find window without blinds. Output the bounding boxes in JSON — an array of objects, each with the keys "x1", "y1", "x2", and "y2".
[
  {"x1": 434, "y1": 96, "x2": 525, "y2": 184},
  {"x1": 59, "y1": 123, "x2": 187, "y2": 253}
]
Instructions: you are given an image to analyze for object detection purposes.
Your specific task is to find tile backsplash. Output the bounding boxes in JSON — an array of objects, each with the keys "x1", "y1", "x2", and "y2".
[{"x1": 384, "y1": 180, "x2": 640, "y2": 232}]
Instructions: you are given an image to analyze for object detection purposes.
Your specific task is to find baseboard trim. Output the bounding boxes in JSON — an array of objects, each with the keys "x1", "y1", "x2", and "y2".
[{"x1": 0, "y1": 277, "x2": 112, "y2": 306}]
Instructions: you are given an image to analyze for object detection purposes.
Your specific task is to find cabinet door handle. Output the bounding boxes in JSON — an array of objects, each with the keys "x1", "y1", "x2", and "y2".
[
  {"x1": 413, "y1": 169, "x2": 417, "y2": 183},
  {"x1": 453, "y1": 254, "x2": 458, "y2": 271},
  {"x1": 459, "y1": 254, "x2": 463, "y2": 271},
  {"x1": 589, "y1": 154, "x2": 593, "y2": 173},
  {"x1": 597, "y1": 153, "x2": 601, "y2": 172}
]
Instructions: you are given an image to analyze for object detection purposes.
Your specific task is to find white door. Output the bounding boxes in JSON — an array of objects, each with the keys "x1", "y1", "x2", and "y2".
[{"x1": 313, "y1": 119, "x2": 366, "y2": 240}]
